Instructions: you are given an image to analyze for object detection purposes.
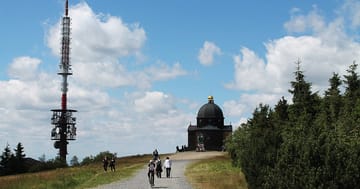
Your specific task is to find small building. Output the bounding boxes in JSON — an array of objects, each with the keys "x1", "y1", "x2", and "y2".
[{"x1": 187, "y1": 96, "x2": 232, "y2": 151}]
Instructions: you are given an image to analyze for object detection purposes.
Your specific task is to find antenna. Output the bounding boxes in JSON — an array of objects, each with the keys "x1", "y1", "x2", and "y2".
[
  {"x1": 50, "y1": 0, "x2": 77, "y2": 162},
  {"x1": 65, "y1": 0, "x2": 69, "y2": 16}
]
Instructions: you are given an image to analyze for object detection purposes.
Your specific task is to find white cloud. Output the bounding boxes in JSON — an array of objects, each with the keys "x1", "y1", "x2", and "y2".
[
  {"x1": 224, "y1": 93, "x2": 280, "y2": 118},
  {"x1": 72, "y1": 61, "x2": 187, "y2": 89},
  {"x1": 223, "y1": 100, "x2": 246, "y2": 117},
  {"x1": 46, "y1": 2, "x2": 146, "y2": 88},
  {"x1": 0, "y1": 60, "x2": 62, "y2": 159},
  {"x1": 134, "y1": 91, "x2": 174, "y2": 113},
  {"x1": 341, "y1": 0, "x2": 360, "y2": 28},
  {"x1": 72, "y1": 61, "x2": 134, "y2": 88},
  {"x1": 225, "y1": 47, "x2": 269, "y2": 91},
  {"x1": 226, "y1": 5, "x2": 360, "y2": 97},
  {"x1": 198, "y1": 41, "x2": 222, "y2": 66},
  {"x1": 46, "y1": 2, "x2": 187, "y2": 90},
  {"x1": 223, "y1": 93, "x2": 282, "y2": 129},
  {"x1": 47, "y1": 2, "x2": 146, "y2": 62},
  {"x1": 284, "y1": 5, "x2": 325, "y2": 34},
  {"x1": 8, "y1": 57, "x2": 42, "y2": 80},
  {"x1": 145, "y1": 62, "x2": 187, "y2": 81}
]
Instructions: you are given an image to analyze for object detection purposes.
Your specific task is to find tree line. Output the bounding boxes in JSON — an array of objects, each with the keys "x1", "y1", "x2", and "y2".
[
  {"x1": 0, "y1": 142, "x2": 116, "y2": 176},
  {"x1": 226, "y1": 61, "x2": 360, "y2": 189}
]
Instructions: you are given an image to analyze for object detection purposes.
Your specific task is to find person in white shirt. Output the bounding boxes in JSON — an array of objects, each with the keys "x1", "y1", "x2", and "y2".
[{"x1": 164, "y1": 156, "x2": 172, "y2": 178}]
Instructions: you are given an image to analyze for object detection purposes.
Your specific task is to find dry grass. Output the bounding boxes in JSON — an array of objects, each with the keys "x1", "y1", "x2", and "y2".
[
  {"x1": 0, "y1": 154, "x2": 153, "y2": 189},
  {"x1": 185, "y1": 154, "x2": 248, "y2": 189}
]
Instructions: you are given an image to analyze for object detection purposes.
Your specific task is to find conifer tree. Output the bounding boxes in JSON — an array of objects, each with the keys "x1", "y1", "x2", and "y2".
[
  {"x1": 0, "y1": 144, "x2": 14, "y2": 175},
  {"x1": 13, "y1": 142, "x2": 27, "y2": 173},
  {"x1": 323, "y1": 73, "x2": 342, "y2": 124},
  {"x1": 341, "y1": 62, "x2": 360, "y2": 132},
  {"x1": 288, "y1": 60, "x2": 320, "y2": 124}
]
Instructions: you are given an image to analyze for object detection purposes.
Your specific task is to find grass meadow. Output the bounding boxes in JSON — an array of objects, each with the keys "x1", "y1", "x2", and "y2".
[
  {"x1": 185, "y1": 154, "x2": 248, "y2": 189},
  {"x1": 0, "y1": 152, "x2": 248, "y2": 189},
  {"x1": 0, "y1": 154, "x2": 152, "y2": 189}
]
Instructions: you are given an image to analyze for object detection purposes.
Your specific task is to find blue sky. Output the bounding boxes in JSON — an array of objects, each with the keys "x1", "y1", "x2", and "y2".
[{"x1": 1, "y1": 0, "x2": 360, "y2": 161}]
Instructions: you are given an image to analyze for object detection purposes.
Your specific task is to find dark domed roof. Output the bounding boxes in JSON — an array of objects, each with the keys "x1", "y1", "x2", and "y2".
[{"x1": 197, "y1": 96, "x2": 224, "y2": 119}]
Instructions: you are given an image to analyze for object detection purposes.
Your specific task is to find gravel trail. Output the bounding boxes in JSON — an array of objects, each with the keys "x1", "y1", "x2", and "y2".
[
  {"x1": 89, "y1": 159, "x2": 193, "y2": 189},
  {"x1": 89, "y1": 152, "x2": 225, "y2": 189}
]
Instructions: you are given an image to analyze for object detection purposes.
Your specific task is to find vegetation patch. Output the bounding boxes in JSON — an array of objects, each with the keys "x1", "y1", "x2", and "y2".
[
  {"x1": 185, "y1": 154, "x2": 247, "y2": 189},
  {"x1": 0, "y1": 154, "x2": 152, "y2": 189},
  {"x1": 226, "y1": 62, "x2": 360, "y2": 188}
]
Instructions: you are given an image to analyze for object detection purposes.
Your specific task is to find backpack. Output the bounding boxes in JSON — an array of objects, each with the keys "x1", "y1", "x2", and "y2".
[{"x1": 149, "y1": 162, "x2": 155, "y2": 171}]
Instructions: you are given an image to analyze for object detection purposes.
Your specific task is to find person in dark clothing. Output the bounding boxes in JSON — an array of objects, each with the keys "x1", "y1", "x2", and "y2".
[
  {"x1": 109, "y1": 157, "x2": 116, "y2": 172},
  {"x1": 102, "y1": 156, "x2": 109, "y2": 171},
  {"x1": 155, "y1": 158, "x2": 162, "y2": 178},
  {"x1": 153, "y1": 149, "x2": 159, "y2": 160},
  {"x1": 148, "y1": 159, "x2": 156, "y2": 186}
]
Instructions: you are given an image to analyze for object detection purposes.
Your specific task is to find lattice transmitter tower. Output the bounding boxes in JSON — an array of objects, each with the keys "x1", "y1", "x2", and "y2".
[{"x1": 51, "y1": 0, "x2": 77, "y2": 161}]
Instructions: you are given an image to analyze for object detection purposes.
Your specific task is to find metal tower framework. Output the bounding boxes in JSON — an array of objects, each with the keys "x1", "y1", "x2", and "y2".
[{"x1": 51, "y1": 0, "x2": 77, "y2": 162}]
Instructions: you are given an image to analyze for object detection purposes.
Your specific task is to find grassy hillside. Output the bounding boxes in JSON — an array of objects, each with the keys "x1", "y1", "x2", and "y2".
[
  {"x1": 0, "y1": 154, "x2": 152, "y2": 189},
  {"x1": 0, "y1": 152, "x2": 248, "y2": 189},
  {"x1": 185, "y1": 154, "x2": 248, "y2": 189}
]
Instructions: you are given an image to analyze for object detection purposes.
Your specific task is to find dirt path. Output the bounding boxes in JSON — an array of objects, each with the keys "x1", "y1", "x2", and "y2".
[{"x1": 89, "y1": 151, "x2": 226, "y2": 189}]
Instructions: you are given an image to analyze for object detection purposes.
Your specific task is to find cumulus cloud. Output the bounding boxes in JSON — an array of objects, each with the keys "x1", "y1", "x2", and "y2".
[
  {"x1": 198, "y1": 41, "x2": 222, "y2": 66},
  {"x1": 47, "y1": 2, "x2": 146, "y2": 62},
  {"x1": 0, "y1": 57, "x2": 62, "y2": 159},
  {"x1": 46, "y1": 2, "x2": 145, "y2": 88},
  {"x1": 134, "y1": 91, "x2": 174, "y2": 113},
  {"x1": 226, "y1": 5, "x2": 360, "y2": 97},
  {"x1": 223, "y1": 93, "x2": 281, "y2": 123},
  {"x1": 46, "y1": 2, "x2": 187, "y2": 90},
  {"x1": 225, "y1": 47, "x2": 269, "y2": 91},
  {"x1": 8, "y1": 57, "x2": 42, "y2": 80},
  {"x1": 72, "y1": 61, "x2": 134, "y2": 88},
  {"x1": 284, "y1": 6, "x2": 325, "y2": 34},
  {"x1": 341, "y1": 0, "x2": 360, "y2": 29},
  {"x1": 145, "y1": 62, "x2": 187, "y2": 81}
]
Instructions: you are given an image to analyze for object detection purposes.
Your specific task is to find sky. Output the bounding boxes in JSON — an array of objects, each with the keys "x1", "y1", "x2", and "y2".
[{"x1": 1, "y1": 0, "x2": 360, "y2": 161}]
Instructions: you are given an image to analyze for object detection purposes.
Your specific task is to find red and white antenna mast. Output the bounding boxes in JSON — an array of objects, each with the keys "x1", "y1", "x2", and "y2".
[{"x1": 51, "y1": 0, "x2": 77, "y2": 162}]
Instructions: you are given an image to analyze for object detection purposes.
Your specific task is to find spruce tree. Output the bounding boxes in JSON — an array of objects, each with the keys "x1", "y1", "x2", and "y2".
[
  {"x1": 341, "y1": 62, "x2": 360, "y2": 132},
  {"x1": 14, "y1": 142, "x2": 27, "y2": 173},
  {"x1": 288, "y1": 60, "x2": 320, "y2": 125},
  {"x1": 0, "y1": 144, "x2": 14, "y2": 175},
  {"x1": 323, "y1": 73, "x2": 342, "y2": 124}
]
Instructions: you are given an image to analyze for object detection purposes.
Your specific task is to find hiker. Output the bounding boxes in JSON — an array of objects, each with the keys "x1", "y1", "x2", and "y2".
[
  {"x1": 153, "y1": 149, "x2": 159, "y2": 160},
  {"x1": 164, "y1": 156, "x2": 172, "y2": 178},
  {"x1": 109, "y1": 157, "x2": 116, "y2": 172},
  {"x1": 102, "y1": 156, "x2": 109, "y2": 171},
  {"x1": 148, "y1": 159, "x2": 156, "y2": 177},
  {"x1": 155, "y1": 157, "x2": 162, "y2": 178},
  {"x1": 148, "y1": 159, "x2": 156, "y2": 186}
]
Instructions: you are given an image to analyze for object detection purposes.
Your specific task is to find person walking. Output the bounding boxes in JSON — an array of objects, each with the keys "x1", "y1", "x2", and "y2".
[
  {"x1": 153, "y1": 149, "x2": 159, "y2": 160},
  {"x1": 102, "y1": 156, "x2": 109, "y2": 172},
  {"x1": 164, "y1": 156, "x2": 172, "y2": 178},
  {"x1": 155, "y1": 157, "x2": 162, "y2": 178},
  {"x1": 148, "y1": 159, "x2": 156, "y2": 186},
  {"x1": 109, "y1": 157, "x2": 116, "y2": 172}
]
